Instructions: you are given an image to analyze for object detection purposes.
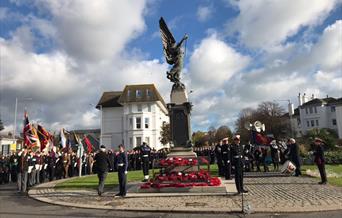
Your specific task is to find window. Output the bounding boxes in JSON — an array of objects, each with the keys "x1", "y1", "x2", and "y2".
[
  {"x1": 145, "y1": 117, "x2": 149, "y2": 129},
  {"x1": 305, "y1": 108, "x2": 308, "y2": 114},
  {"x1": 332, "y1": 119, "x2": 337, "y2": 125},
  {"x1": 146, "y1": 89, "x2": 152, "y2": 97},
  {"x1": 331, "y1": 106, "x2": 336, "y2": 112},
  {"x1": 137, "y1": 104, "x2": 142, "y2": 112},
  {"x1": 314, "y1": 107, "x2": 317, "y2": 113},
  {"x1": 307, "y1": 121, "x2": 310, "y2": 127},
  {"x1": 136, "y1": 117, "x2": 141, "y2": 129},
  {"x1": 316, "y1": 120, "x2": 319, "y2": 126},
  {"x1": 309, "y1": 107, "x2": 313, "y2": 114},
  {"x1": 129, "y1": 104, "x2": 132, "y2": 113},
  {"x1": 148, "y1": 104, "x2": 151, "y2": 112},
  {"x1": 145, "y1": 137, "x2": 150, "y2": 145},
  {"x1": 129, "y1": 118, "x2": 133, "y2": 128},
  {"x1": 129, "y1": 137, "x2": 133, "y2": 147},
  {"x1": 136, "y1": 90, "x2": 142, "y2": 98},
  {"x1": 127, "y1": 89, "x2": 131, "y2": 97},
  {"x1": 136, "y1": 137, "x2": 142, "y2": 147},
  {"x1": 311, "y1": 120, "x2": 315, "y2": 127}
]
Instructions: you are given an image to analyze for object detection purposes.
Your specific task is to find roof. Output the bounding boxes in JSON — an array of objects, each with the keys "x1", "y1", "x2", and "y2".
[
  {"x1": 282, "y1": 107, "x2": 299, "y2": 118},
  {"x1": 118, "y1": 84, "x2": 167, "y2": 108},
  {"x1": 301, "y1": 97, "x2": 338, "y2": 107},
  {"x1": 96, "y1": 91, "x2": 123, "y2": 109}
]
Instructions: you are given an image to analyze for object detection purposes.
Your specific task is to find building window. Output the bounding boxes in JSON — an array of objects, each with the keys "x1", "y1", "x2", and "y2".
[
  {"x1": 129, "y1": 118, "x2": 133, "y2": 128},
  {"x1": 148, "y1": 104, "x2": 151, "y2": 112},
  {"x1": 314, "y1": 107, "x2": 317, "y2": 113},
  {"x1": 127, "y1": 89, "x2": 131, "y2": 98},
  {"x1": 331, "y1": 106, "x2": 336, "y2": 112},
  {"x1": 307, "y1": 121, "x2": 310, "y2": 127},
  {"x1": 309, "y1": 107, "x2": 313, "y2": 114},
  {"x1": 316, "y1": 120, "x2": 319, "y2": 126},
  {"x1": 146, "y1": 89, "x2": 152, "y2": 97},
  {"x1": 136, "y1": 137, "x2": 142, "y2": 147},
  {"x1": 129, "y1": 104, "x2": 132, "y2": 113},
  {"x1": 129, "y1": 137, "x2": 133, "y2": 147},
  {"x1": 136, "y1": 90, "x2": 142, "y2": 98},
  {"x1": 145, "y1": 117, "x2": 149, "y2": 129},
  {"x1": 311, "y1": 120, "x2": 315, "y2": 127},
  {"x1": 137, "y1": 104, "x2": 142, "y2": 112},
  {"x1": 145, "y1": 137, "x2": 150, "y2": 145},
  {"x1": 305, "y1": 108, "x2": 308, "y2": 114},
  {"x1": 136, "y1": 117, "x2": 141, "y2": 129},
  {"x1": 332, "y1": 119, "x2": 337, "y2": 125}
]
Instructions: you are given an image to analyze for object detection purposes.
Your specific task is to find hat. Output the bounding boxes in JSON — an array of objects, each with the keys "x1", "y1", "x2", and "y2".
[
  {"x1": 314, "y1": 137, "x2": 323, "y2": 143},
  {"x1": 233, "y1": 135, "x2": 240, "y2": 140},
  {"x1": 222, "y1": 137, "x2": 228, "y2": 141},
  {"x1": 100, "y1": 145, "x2": 106, "y2": 149}
]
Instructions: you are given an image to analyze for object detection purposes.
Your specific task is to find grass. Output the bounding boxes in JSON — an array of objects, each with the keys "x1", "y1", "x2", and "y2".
[
  {"x1": 56, "y1": 164, "x2": 342, "y2": 189},
  {"x1": 301, "y1": 164, "x2": 342, "y2": 187}
]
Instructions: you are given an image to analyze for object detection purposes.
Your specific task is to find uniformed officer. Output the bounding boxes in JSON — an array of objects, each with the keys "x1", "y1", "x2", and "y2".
[
  {"x1": 231, "y1": 135, "x2": 248, "y2": 194},
  {"x1": 9, "y1": 153, "x2": 19, "y2": 182},
  {"x1": 214, "y1": 141, "x2": 224, "y2": 176},
  {"x1": 17, "y1": 147, "x2": 29, "y2": 193},
  {"x1": 139, "y1": 142, "x2": 151, "y2": 182},
  {"x1": 94, "y1": 145, "x2": 110, "y2": 196},
  {"x1": 221, "y1": 138, "x2": 232, "y2": 180},
  {"x1": 115, "y1": 144, "x2": 128, "y2": 197},
  {"x1": 313, "y1": 138, "x2": 327, "y2": 185}
]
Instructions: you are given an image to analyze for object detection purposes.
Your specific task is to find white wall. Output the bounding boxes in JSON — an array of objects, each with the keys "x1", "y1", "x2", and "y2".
[{"x1": 101, "y1": 107, "x2": 124, "y2": 149}]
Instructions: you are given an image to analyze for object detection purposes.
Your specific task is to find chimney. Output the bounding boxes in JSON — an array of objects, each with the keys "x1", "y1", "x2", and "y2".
[
  {"x1": 288, "y1": 102, "x2": 294, "y2": 116},
  {"x1": 298, "y1": 93, "x2": 303, "y2": 106},
  {"x1": 302, "y1": 93, "x2": 307, "y2": 104},
  {"x1": 311, "y1": 94, "x2": 315, "y2": 100},
  {"x1": 326, "y1": 95, "x2": 329, "y2": 98}
]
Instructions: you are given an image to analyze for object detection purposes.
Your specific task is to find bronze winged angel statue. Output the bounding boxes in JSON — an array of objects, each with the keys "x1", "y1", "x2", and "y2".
[{"x1": 159, "y1": 17, "x2": 188, "y2": 88}]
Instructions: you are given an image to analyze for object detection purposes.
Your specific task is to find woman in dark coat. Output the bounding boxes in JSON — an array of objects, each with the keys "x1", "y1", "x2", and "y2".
[{"x1": 287, "y1": 138, "x2": 301, "y2": 176}]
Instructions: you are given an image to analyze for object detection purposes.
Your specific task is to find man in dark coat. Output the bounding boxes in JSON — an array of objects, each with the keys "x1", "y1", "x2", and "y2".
[
  {"x1": 313, "y1": 138, "x2": 327, "y2": 184},
  {"x1": 288, "y1": 138, "x2": 301, "y2": 176},
  {"x1": 221, "y1": 138, "x2": 232, "y2": 180},
  {"x1": 115, "y1": 144, "x2": 128, "y2": 197},
  {"x1": 231, "y1": 135, "x2": 248, "y2": 194},
  {"x1": 214, "y1": 141, "x2": 224, "y2": 177},
  {"x1": 94, "y1": 145, "x2": 110, "y2": 196},
  {"x1": 17, "y1": 147, "x2": 29, "y2": 193}
]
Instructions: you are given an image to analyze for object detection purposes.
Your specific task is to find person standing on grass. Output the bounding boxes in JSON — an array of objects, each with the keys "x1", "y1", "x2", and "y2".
[
  {"x1": 288, "y1": 138, "x2": 301, "y2": 176},
  {"x1": 313, "y1": 138, "x2": 327, "y2": 185},
  {"x1": 94, "y1": 145, "x2": 110, "y2": 196},
  {"x1": 115, "y1": 144, "x2": 128, "y2": 197}
]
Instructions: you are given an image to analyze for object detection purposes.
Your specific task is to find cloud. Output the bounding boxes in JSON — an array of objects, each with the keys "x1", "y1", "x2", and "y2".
[
  {"x1": 226, "y1": 0, "x2": 339, "y2": 49},
  {"x1": 197, "y1": 5, "x2": 213, "y2": 22},
  {"x1": 188, "y1": 34, "x2": 250, "y2": 90}
]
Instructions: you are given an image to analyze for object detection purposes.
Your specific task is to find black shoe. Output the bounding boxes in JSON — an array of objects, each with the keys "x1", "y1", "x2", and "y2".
[
  {"x1": 98, "y1": 191, "x2": 102, "y2": 196},
  {"x1": 318, "y1": 181, "x2": 327, "y2": 185},
  {"x1": 242, "y1": 189, "x2": 248, "y2": 193},
  {"x1": 115, "y1": 193, "x2": 122, "y2": 197}
]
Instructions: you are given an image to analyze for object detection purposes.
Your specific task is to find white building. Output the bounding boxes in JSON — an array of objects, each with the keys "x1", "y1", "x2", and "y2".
[
  {"x1": 0, "y1": 135, "x2": 23, "y2": 155},
  {"x1": 290, "y1": 93, "x2": 341, "y2": 138},
  {"x1": 96, "y1": 84, "x2": 169, "y2": 150}
]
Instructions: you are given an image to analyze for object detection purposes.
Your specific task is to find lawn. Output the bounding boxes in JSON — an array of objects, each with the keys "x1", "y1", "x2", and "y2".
[{"x1": 55, "y1": 164, "x2": 342, "y2": 189}]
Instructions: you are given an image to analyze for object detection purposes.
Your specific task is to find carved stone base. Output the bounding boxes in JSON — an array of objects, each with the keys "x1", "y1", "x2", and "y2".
[
  {"x1": 167, "y1": 147, "x2": 197, "y2": 158},
  {"x1": 171, "y1": 86, "x2": 188, "y2": 104}
]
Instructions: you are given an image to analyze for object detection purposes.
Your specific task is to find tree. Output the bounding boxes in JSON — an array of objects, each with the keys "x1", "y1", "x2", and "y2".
[
  {"x1": 192, "y1": 131, "x2": 208, "y2": 147},
  {"x1": 303, "y1": 128, "x2": 338, "y2": 150},
  {"x1": 207, "y1": 126, "x2": 216, "y2": 146},
  {"x1": 160, "y1": 122, "x2": 172, "y2": 146},
  {"x1": 215, "y1": 125, "x2": 233, "y2": 142},
  {"x1": 0, "y1": 119, "x2": 4, "y2": 131}
]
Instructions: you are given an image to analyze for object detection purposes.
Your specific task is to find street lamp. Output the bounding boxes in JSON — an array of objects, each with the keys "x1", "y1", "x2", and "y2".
[{"x1": 13, "y1": 97, "x2": 32, "y2": 139}]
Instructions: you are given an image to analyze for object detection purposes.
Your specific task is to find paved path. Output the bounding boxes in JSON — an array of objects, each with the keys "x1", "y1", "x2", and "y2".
[{"x1": 28, "y1": 176, "x2": 342, "y2": 213}]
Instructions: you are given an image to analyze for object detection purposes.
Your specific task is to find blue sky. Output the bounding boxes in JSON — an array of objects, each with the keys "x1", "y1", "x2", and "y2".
[{"x1": 0, "y1": 0, "x2": 341, "y2": 134}]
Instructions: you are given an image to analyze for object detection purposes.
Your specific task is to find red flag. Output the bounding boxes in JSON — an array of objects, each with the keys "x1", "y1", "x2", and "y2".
[
  {"x1": 84, "y1": 135, "x2": 93, "y2": 153},
  {"x1": 37, "y1": 124, "x2": 51, "y2": 152},
  {"x1": 23, "y1": 111, "x2": 40, "y2": 148}
]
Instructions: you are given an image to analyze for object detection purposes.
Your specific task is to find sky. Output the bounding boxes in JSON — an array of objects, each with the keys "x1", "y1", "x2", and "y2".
[{"x1": 0, "y1": 0, "x2": 341, "y2": 135}]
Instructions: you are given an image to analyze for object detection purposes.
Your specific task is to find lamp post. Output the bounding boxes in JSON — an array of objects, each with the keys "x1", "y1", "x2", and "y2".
[{"x1": 13, "y1": 97, "x2": 32, "y2": 140}]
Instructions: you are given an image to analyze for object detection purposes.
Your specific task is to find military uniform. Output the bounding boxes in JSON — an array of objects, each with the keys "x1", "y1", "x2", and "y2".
[
  {"x1": 139, "y1": 143, "x2": 151, "y2": 181},
  {"x1": 94, "y1": 146, "x2": 110, "y2": 196},
  {"x1": 221, "y1": 142, "x2": 232, "y2": 180},
  {"x1": 116, "y1": 148, "x2": 128, "y2": 197},
  {"x1": 9, "y1": 154, "x2": 18, "y2": 183},
  {"x1": 215, "y1": 143, "x2": 224, "y2": 176},
  {"x1": 231, "y1": 135, "x2": 247, "y2": 194}
]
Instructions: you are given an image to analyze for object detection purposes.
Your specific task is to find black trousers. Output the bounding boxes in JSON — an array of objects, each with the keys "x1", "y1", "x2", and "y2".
[
  {"x1": 223, "y1": 160, "x2": 231, "y2": 180},
  {"x1": 142, "y1": 158, "x2": 149, "y2": 176},
  {"x1": 97, "y1": 172, "x2": 107, "y2": 194},
  {"x1": 234, "y1": 160, "x2": 244, "y2": 193},
  {"x1": 217, "y1": 159, "x2": 224, "y2": 176},
  {"x1": 317, "y1": 163, "x2": 327, "y2": 183},
  {"x1": 118, "y1": 167, "x2": 127, "y2": 195}
]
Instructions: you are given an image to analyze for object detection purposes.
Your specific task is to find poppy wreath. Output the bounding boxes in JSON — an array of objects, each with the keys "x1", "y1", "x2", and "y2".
[{"x1": 159, "y1": 157, "x2": 198, "y2": 167}]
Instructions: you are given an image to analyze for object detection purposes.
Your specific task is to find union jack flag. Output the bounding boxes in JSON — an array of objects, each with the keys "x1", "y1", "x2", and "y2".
[{"x1": 23, "y1": 111, "x2": 40, "y2": 148}]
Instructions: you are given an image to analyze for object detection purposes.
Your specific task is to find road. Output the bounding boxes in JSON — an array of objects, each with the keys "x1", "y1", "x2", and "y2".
[{"x1": 0, "y1": 183, "x2": 341, "y2": 218}]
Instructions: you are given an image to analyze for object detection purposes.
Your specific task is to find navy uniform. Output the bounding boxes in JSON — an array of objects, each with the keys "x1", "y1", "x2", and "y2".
[
  {"x1": 9, "y1": 153, "x2": 19, "y2": 182},
  {"x1": 116, "y1": 145, "x2": 128, "y2": 197},
  {"x1": 47, "y1": 152, "x2": 56, "y2": 181},
  {"x1": 231, "y1": 135, "x2": 247, "y2": 194},
  {"x1": 139, "y1": 142, "x2": 151, "y2": 181},
  {"x1": 215, "y1": 143, "x2": 224, "y2": 176},
  {"x1": 221, "y1": 138, "x2": 232, "y2": 180}
]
